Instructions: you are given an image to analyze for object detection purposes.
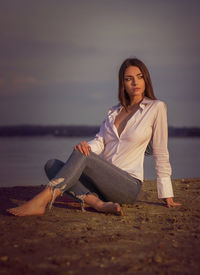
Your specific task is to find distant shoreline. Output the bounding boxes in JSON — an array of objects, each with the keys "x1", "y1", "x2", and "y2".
[{"x1": 0, "y1": 125, "x2": 200, "y2": 137}]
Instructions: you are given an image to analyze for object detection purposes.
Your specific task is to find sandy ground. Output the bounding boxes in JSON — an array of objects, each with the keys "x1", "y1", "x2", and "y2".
[{"x1": 0, "y1": 178, "x2": 200, "y2": 275}]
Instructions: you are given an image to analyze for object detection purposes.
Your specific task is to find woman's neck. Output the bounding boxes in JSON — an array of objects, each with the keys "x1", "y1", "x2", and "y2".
[{"x1": 129, "y1": 95, "x2": 144, "y2": 107}]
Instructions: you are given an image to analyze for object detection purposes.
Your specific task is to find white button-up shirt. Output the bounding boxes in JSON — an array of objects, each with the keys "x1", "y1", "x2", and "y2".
[{"x1": 88, "y1": 97, "x2": 174, "y2": 199}]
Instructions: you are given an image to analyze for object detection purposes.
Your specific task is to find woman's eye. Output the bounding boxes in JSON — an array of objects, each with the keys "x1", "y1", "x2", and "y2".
[{"x1": 124, "y1": 75, "x2": 143, "y2": 81}]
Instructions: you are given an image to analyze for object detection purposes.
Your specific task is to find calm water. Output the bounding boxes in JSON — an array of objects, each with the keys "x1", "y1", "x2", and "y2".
[{"x1": 0, "y1": 137, "x2": 199, "y2": 187}]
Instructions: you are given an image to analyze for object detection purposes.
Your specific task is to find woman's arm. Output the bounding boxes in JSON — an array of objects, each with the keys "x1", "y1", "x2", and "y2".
[
  {"x1": 74, "y1": 118, "x2": 106, "y2": 156},
  {"x1": 152, "y1": 101, "x2": 181, "y2": 207},
  {"x1": 74, "y1": 141, "x2": 91, "y2": 156},
  {"x1": 87, "y1": 119, "x2": 105, "y2": 155},
  {"x1": 165, "y1": 197, "x2": 181, "y2": 208}
]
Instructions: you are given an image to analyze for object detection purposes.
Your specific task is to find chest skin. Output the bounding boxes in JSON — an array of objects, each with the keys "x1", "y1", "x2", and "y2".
[{"x1": 114, "y1": 106, "x2": 140, "y2": 137}]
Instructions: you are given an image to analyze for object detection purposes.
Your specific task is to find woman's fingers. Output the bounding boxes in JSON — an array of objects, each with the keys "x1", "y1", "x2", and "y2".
[
  {"x1": 167, "y1": 202, "x2": 182, "y2": 208},
  {"x1": 81, "y1": 141, "x2": 89, "y2": 155},
  {"x1": 165, "y1": 197, "x2": 182, "y2": 208},
  {"x1": 81, "y1": 143, "x2": 88, "y2": 155},
  {"x1": 86, "y1": 142, "x2": 91, "y2": 155},
  {"x1": 83, "y1": 142, "x2": 91, "y2": 155},
  {"x1": 78, "y1": 143, "x2": 84, "y2": 154},
  {"x1": 74, "y1": 141, "x2": 91, "y2": 156}
]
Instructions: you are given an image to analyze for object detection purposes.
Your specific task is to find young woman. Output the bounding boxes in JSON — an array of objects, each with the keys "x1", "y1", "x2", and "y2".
[{"x1": 7, "y1": 58, "x2": 181, "y2": 216}]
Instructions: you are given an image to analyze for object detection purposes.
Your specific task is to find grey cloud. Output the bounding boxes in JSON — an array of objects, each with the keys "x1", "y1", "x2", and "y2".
[{"x1": 0, "y1": 0, "x2": 199, "y2": 126}]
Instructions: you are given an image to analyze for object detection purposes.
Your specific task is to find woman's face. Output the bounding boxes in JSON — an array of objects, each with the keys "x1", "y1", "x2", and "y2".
[{"x1": 124, "y1": 66, "x2": 145, "y2": 99}]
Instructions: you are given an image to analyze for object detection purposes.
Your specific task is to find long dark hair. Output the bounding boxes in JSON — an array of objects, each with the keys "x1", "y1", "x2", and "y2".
[{"x1": 118, "y1": 58, "x2": 156, "y2": 110}]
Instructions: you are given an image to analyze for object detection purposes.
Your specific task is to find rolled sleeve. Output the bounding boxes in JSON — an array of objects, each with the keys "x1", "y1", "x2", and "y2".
[
  {"x1": 87, "y1": 120, "x2": 105, "y2": 155},
  {"x1": 157, "y1": 177, "x2": 174, "y2": 198},
  {"x1": 152, "y1": 101, "x2": 174, "y2": 198}
]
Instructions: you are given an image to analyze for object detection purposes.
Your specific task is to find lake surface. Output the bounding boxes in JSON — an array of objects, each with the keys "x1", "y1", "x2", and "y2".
[{"x1": 0, "y1": 137, "x2": 199, "y2": 187}]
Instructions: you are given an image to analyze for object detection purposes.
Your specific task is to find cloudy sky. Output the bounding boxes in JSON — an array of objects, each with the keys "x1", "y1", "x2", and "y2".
[{"x1": 0, "y1": 0, "x2": 199, "y2": 127}]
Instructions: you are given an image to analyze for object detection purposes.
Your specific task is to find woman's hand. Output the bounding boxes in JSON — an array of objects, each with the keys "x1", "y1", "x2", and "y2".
[
  {"x1": 74, "y1": 141, "x2": 91, "y2": 156},
  {"x1": 164, "y1": 197, "x2": 182, "y2": 208}
]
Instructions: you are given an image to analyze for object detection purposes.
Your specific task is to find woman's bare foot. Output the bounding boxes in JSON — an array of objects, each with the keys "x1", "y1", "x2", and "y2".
[
  {"x1": 83, "y1": 194, "x2": 123, "y2": 215},
  {"x1": 98, "y1": 201, "x2": 123, "y2": 215},
  {"x1": 7, "y1": 187, "x2": 60, "y2": 216}
]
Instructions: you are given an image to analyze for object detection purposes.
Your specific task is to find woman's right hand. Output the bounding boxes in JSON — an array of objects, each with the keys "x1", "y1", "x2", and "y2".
[{"x1": 74, "y1": 141, "x2": 91, "y2": 156}]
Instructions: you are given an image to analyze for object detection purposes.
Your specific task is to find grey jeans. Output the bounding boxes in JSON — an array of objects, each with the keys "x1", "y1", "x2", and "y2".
[{"x1": 44, "y1": 150, "x2": 142, "y2": 205}]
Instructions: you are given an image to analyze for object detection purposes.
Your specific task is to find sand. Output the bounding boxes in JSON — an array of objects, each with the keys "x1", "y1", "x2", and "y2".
[{"x1": 0, "y1": 178, "x2": 200, "y2": 275}]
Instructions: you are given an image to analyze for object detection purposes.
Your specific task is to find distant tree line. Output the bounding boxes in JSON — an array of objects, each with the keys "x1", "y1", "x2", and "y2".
[
  {"x1": 168, "y1": 126, "x2": 200, "y2": 137},
  {"x1": 0, "y1": 125, "x2": 99, "y2": 137},
  {"x1": 0, "y1": 125, "x2": 199, "y2": 137}
]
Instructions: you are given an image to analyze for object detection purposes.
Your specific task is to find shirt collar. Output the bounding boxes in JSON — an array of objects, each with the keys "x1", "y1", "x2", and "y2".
[
  {"x1": 109, "y1": 97, "x2": 153, "y2": 116},
  {"x1": 139, "y1": 96, "x2": 153, "y2": 110}
]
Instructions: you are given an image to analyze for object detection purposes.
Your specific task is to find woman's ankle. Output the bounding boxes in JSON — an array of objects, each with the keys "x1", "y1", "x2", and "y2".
[
  {"x1": 83, "y1": 194, "x2": 104, "y2": 210},
  {"x1": 46, "y1": 186, "x2": 62, "y2": 209}
]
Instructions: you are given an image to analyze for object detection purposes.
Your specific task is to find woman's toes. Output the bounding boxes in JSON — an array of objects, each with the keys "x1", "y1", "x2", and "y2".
[
  {"x1": 7, "y1": 208, "x2": 20, "y2": 216},
  {"x1": 117, "y1": 205, "x2": 123, "y2": 215}
]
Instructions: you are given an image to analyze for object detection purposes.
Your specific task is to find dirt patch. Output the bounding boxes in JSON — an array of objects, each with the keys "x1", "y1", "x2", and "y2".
[{"x1": 0, "y1": 178, "x2": 200, "y2": 274}]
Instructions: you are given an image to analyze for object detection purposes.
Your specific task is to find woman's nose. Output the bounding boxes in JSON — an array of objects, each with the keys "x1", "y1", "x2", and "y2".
[{"x1": 131, "y1": 78, "x2": 137, "y2": 86}]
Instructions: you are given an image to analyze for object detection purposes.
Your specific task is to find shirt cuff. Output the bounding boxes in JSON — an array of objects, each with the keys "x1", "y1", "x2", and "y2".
[
  {"x1": 157, "y1": 177, "x2": 174, "y2": 198},
  {"x1": 87, "y1": 140, "x2": 103, "y2": 155}
]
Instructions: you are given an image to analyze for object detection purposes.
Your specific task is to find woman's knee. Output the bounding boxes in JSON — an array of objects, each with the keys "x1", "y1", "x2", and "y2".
[
  {"x1": 44, "y1": 159, "x2": 64, "y2": 180},
  {"x1": 44, "y1": 159, "x2": 56, "y2": 172},
  {"x1": 73, "y1": 149, "x2": 88, "y2": 158}
]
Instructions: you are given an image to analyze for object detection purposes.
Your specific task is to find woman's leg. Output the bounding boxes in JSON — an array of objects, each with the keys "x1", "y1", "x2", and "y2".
[
  {"x1": 6, "y1": 155, "x2": 120, "y2": 216},
  {"x1": 44, "y1": 159, "x2": 103, "y2": 201},
  {"x1": 7, "y1": 150, "x2": 141, "y2": 216},
  {"x1": 7, "y1": 186, "x2": 61, "y2": 216},
  {"x1": 6, "y1": 159, "x2": 98, "y2": 216},
  {"x1": 50, "y1": 150, "x2": 142, "y2": 204}
]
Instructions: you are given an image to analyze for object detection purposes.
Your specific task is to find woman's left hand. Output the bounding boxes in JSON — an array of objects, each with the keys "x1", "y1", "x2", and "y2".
[{"x1": 164, "y1": 197, "x2": 182, "y2": 208}]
